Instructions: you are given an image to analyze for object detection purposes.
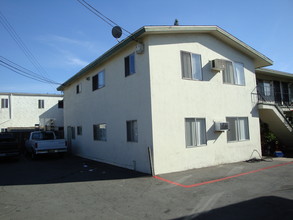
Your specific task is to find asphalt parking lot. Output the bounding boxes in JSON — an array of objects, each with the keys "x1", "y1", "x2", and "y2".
[{"x1": 0, "y1": 155, "x2": 292, "y2": 220}]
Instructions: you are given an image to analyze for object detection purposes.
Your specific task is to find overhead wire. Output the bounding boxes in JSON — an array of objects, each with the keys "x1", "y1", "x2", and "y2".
[
  {"x1": 0, "y1": 56, "x2": 60, "y2": 85},
  {"x1": 76, "y1": 0, "x2": 137, "y2": 40},
  {"x1": 0, "y1": 10, "x2": 57, "y2": 87}
]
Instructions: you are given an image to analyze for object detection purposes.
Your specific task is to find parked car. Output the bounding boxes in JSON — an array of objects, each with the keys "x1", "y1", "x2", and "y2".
[
  {"x1": 0, "y1": 133, "x2": 20, "y2": 159},
  {"x1": 25, "y1": 131, "x2": 67, "y2": 159}
]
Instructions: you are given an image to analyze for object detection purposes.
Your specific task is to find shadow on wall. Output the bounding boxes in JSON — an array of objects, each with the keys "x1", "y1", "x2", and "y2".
[
  {"x1": 207, "y1": 124, "x2": 222, "y2": 143},
  {"x1": 39, "y1": 103, "x2": 64, "y2": 128},
  {"x1": 173, "y1": 196, "x2": 293, "y2": 220}
]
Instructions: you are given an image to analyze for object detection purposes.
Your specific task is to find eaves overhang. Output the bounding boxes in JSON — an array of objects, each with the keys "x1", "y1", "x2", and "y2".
[
  {"x1": 255, "y1": 68, "x2": 293, "y2": 81},
  {"x1": 57, "y1": 25, "x2": 273, "y2": 91}
]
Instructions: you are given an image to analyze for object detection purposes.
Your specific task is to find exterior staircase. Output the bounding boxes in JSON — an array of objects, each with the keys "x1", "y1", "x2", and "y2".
[{"x1": 254, "y1": 86, "x2": 293, "y2": 147}]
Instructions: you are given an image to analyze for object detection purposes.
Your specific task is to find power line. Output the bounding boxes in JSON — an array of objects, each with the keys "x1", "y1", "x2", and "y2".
[
  {"x1": 0, "y1": 10, "x2": 57, "y2": 87},
  {"x1": 76, "y1": 0, "x2": 135, "y2": 39},
  {"x1": 0, "y1": 56, "x2": 60, "y2": 85}
]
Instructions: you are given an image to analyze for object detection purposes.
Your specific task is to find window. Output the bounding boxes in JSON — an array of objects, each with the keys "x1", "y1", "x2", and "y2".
[
  {"x1": 93, "y1": 124, "x2": 107, "y2": 141},
  {"x1": 1, "y1": 98, "x2": 8, "y2": 108},
  {"x1": 125, "y1": 53, "x2": 135, "y2": 77},
  {"x1": 38, "y1": 100, "x2": 44, "y2": 109},
  {"x1": 77, "y1": 126, "x2": 82, "y2": 136},
  {"x1": 181, "y1": 51, "x2": 203, "y2": 80},
  {"x1": 226, "y1": 117, "x2": 249, "y2": 142},
  {"x1": 126, "y1": 120, "x2": 138, "y2": 142},
  {"x1": 185, "y1": 118, "x2": 207, "y2": 147},
  {"x1": 58, "y1": 100, "x2": 64, "y2": 109},
  {"x1": 223, "y1": 61, "x2": 245, "y2": 85},
  {"x1": 76, "y1": 83, "x2": 82, "y2": 94},
  {"x1": 263, "y1": 82, "x2": 272, "y2": 97},
  {"x1": 92, "y1": 70, "x2": 105, "y2": 91}
]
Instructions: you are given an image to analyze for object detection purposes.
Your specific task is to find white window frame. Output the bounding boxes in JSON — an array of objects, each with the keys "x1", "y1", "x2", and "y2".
[
  {"x1": 185, "y1": 118, "x2": 207, "y2": 147},
  {"x1": 181, "y1": 51, "x2": 203, "y2": 81},
  {"x1": 223, "y1": 61, "x2": 245, "y2": 86},
  {"x1": 226, "y1": 117, "x2": 250, "y2": 142}
]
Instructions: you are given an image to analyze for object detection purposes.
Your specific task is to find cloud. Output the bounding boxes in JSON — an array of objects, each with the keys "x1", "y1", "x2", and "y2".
[
  {"x1": 40, "y1": 34, "x2": 99, "y2": 53},
  {"x1": 66, "y1": 57, "x2": 89, "y2": 67}
]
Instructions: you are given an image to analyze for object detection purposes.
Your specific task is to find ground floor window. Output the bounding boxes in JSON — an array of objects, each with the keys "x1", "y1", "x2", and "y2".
[
  {"x1": 93, "y1": 124, "x2": 107, "y2": 141},
  {"x1": 77, "y1": 126, "x2": 82, "y2": 136},
  {"x1": 126, "y1": 120, "x2": 138, "y2": 142},
  {"x1": 185, "y1": 118, "x2": 207, "y2": 147},
  {"x1": 226, "y1": 117, "x2": 249, "y2": 142}
]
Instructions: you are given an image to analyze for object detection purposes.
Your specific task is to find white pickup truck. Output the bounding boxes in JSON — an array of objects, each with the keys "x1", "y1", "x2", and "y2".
[{"x1": 25, "y1": 131, "x2": 67, "y2": 159}]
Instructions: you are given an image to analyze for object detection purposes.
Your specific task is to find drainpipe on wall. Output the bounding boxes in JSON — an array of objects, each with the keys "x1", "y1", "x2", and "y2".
[{"x1": 9, "y1": 93, "x2": 12, "y2": 119}]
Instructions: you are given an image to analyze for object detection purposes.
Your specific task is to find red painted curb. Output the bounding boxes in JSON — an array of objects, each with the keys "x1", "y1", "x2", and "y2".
[{"x1": 154, "y1": 161, "x2": 293, "y2": 188}]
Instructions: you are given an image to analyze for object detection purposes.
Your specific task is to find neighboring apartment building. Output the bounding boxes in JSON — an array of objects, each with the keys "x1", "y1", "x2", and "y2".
[
  {"x1": 58, "y1": 25, "x2": 273, "y2": 175},
  {"x1": 255, "y1": 68, "x2": 293, "y2": 147},
  {"x1": 0, "y1": 93, "x2": 64, "y2": 132}
]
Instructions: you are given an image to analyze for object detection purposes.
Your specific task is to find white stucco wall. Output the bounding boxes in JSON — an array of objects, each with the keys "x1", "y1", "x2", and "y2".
[
  {"x1": 63, "y1": 41, "x2": 153, "y2": 174},
  {"x1": 62, "y1": 32, "x2": 263, "y2": 175},
  {"x1": 0, "y1": 93, "x2": 64, "y2": 130},
  {"x1": 148, "y1": 34, "x2": 261, "y2": 174}
]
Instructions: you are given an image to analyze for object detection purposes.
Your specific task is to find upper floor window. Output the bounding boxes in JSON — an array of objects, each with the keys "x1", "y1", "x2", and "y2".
[
  {"x1": 223, "y1": 61, "x2": 245, "y2": 85},
  {"x1": 76, "y1": 83, "x2": 82, "y2": 94},
  {"x1": 125, "y1": 53, "x2": 135, "y2": 77},
  {"x1": 58, "y1": 100, "x2": 64, "y2": 109},
  {"x1": 226, "y1": 117, "x2": 249, "y2": 142},
  {"x1": 181, "y1": 51, "x2": 203, "y2": 81},
  {"x1": 92, "y1": 70, "x2": 105, "y2": 91},
  {"x1": 185, "y1": 118, "x2": 207, "y2": 147},
  {"x1": 1, "y1": 98, "x2": 8, "y2": 108},
  {"x1": 38, "y1": 100, "x2": 44, "y2": 109}
]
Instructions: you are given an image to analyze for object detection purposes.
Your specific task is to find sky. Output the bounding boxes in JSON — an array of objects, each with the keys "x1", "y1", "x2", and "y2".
[{"x1": 0, "y1": 0, "x2": 292, "y2": 94}]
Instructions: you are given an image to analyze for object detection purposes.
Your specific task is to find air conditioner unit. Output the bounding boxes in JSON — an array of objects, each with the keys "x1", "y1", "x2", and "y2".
[
  {"x1": 211, "y1": 59, "x2": 225, "y2": 71},
  {"x1": 214, "y1": 122, "x2": 229, "y2": 132}
]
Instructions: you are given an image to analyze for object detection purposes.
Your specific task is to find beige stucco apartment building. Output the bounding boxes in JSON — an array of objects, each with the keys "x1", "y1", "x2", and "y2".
[{"x1": 58, "y1": 26, "x2": 273, "y2": 175}]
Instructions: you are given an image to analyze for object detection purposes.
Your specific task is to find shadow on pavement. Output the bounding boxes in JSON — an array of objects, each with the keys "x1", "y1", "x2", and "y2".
[
  {"x1": 173, "y1": 196, "x2": 293, "y2": 220},
  {"x1": 0, "y1": 154, "x2": 147, "y2": 186}
]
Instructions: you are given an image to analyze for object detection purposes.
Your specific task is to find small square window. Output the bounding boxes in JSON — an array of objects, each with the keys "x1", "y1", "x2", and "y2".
[
  {"x1": 126, "y1": 120, "x2": 138, "y2": 142},
  {"x1": 1, "y1": 99, "x2": 8, "y2": 108},
  {"x1": 93, "y1": 124, "x2": 107, "y2": 141},
  {"x1": 38, "y1": 100, "x2": 44, "y2": 109},
  {"x1": 125, "y1": 53, "x2": 135, "y2": 77}
]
